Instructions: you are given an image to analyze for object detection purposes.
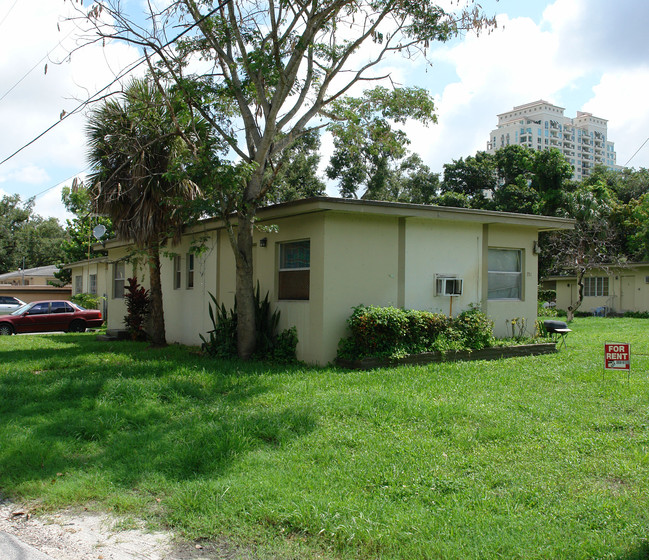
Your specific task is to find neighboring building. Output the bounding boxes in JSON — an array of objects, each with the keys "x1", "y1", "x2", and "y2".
[
  {"x1": 61, "y1": 257, "x2": 110, "y2": 316},
  {"x1": 0, "y1": 265, "x2": 63, "y2": 287},
  {"x1": 77, "y1": 198, "x2": 572, "y2": 364},
  {"x1": 486, "y1": 100, "x2": 618, "y2": 181},
  {"x1": 549, "y1": 264, "x2": 649, "y2": 315}
]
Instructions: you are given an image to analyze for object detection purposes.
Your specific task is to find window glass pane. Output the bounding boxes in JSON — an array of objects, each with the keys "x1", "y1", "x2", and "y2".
[
  {"x1": 187, "y1": 254, "x2": 194, "y2": 289},
  {"x1": 174, "y1": 255, "x2": 181, "y2": 289},
  {"x1": 114, "y1": 262, "x2": 125, "y2": 299},
  {"x1": 488, "y1": 249, "x2": 522, "y2": 300},
  {"x1": 89, "y1": 274, "x2": 97, "y2": 295},
  {"x1": 278, "y1": 240, "x2": 310, "y2": 300},
  {"x1": 488, "y1": 249, "x2": 521, "y2": 272},
  {"x1": 280, "y1": 240, "x2": 310, "y2": 270}
]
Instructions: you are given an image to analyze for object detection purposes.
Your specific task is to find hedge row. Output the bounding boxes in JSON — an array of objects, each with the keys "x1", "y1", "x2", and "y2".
[{"x1": 337, "y1": 305, "x2": 495, "y2": 360}]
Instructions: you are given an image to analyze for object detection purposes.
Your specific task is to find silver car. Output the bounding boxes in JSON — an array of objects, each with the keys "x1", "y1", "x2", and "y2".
[{"x1": 0, "y1": 296, "x2": 26, "y2": 315}]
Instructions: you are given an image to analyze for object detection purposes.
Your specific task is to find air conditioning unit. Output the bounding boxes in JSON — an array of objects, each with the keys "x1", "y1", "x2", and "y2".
[{"x1": 436, "y1": 277, "x2": 463, "y2": 296}]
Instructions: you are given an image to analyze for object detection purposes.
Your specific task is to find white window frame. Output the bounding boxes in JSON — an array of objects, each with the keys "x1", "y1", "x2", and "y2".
[
  {"x1": 113, "y1": 262, "x2": 125, "y2": 299},
  {"x1": 583, "y1": 276, "x2": 609, "y2": 297}
]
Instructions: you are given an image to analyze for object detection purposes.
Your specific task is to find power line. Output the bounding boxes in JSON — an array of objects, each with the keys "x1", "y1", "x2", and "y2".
[
  {"x1": 624, "y1": 137, "x2": 649, "y2": 167},
  {"x1": 30, "y1": 169, "x2": 89, "y2": 200},
  {"x1": 0, "y1": 28, "x2": 76, "y2": 103},
  {"x1": 0, "y1": 0, "x2": 19, "y2": 29},
  {"x1": 0, "y1": 1, "x2": 227, "y2": 169}
]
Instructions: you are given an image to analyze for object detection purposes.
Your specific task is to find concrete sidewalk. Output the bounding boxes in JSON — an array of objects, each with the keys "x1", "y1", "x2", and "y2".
[{"x1": 0, "y1": 532, "x2": 54, "y2": 560}]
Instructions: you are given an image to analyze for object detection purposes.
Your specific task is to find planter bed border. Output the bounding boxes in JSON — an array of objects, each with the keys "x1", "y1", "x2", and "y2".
[{"x1": 336, "y1": 342, "x2": 557, "y2": 370}]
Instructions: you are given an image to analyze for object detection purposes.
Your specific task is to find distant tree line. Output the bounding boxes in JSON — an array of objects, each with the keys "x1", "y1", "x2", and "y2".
[{"x1": 0, "y1": 195, "x2": 67, "y2": 276}]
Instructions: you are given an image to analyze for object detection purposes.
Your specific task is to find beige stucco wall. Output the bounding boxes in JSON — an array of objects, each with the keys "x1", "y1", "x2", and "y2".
[
  {"x1": 159, "y1": 229, "x2": 220, "y2": 346},
  {"x1": 484, "y1": 224, "x2": 539, "y2": 338},
  {"x1": 69, "y1": 260, "x2": 110, "y2": 305},
  {"x1": 555, "y1": 266, "x2": 649, "y2": 313}
]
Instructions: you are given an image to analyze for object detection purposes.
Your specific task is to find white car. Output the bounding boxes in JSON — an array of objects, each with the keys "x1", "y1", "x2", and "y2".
[{"x1": 0, "y1": 296, "x2": 26, "y2": 315}]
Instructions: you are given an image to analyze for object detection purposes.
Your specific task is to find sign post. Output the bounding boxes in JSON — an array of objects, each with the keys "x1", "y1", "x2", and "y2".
[{"x1": 604, "y1": 343, "x2": 630, "y2": 382}]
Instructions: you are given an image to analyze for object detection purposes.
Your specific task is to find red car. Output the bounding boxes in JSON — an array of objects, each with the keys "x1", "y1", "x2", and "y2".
[{"x1": 0, "y1": 300, "x2": 103, "y2": 335}]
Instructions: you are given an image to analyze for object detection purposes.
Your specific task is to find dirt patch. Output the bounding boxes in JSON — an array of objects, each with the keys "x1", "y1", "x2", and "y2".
[{"x1": 0, "y1": 499, "x2": 252, "y2": 559}]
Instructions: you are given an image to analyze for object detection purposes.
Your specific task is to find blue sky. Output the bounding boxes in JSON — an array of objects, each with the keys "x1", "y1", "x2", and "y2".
[{"x1": 0, "y1": 0, "x2": 648, "y2": 220}]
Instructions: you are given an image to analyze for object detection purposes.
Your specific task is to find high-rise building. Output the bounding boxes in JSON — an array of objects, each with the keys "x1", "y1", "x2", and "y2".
[{"x1": 486, "y1": 100, "x2": 618, "y2": 181}]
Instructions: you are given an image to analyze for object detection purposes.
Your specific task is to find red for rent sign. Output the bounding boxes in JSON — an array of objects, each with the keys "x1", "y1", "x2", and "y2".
[{"x1": 605, "y1": 343, "x2": 630, "y2": 371}]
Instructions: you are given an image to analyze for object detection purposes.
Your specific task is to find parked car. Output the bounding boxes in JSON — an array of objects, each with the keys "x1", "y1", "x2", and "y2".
[
  {"x1": 0, "y1": 300, "x2": 103, "y2": 335},
  {"x1": 0, "y1": 296, "x2": 26, "y2": 315}
]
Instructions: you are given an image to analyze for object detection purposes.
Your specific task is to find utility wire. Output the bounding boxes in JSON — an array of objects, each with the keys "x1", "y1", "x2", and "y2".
[
  {"x1": 30, "y1": 168, "x2": 89, "y2": 200},
  {"x1": 624, "y1": 137, "x2": 649, "y2": 167},
  {"x1": 0, "y1": 28, "x2": 77, "y2": 103},
  {"x1": 0, "y1": 0, "x2": 19, "y2": 29},
  {"x1": 0, "y1": 1, "x2": 226, "y2": 169}
]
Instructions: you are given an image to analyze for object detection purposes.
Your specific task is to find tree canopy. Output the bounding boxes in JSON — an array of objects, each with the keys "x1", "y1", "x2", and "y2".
[
  {"x1": 76, "y1": 0, "x2": 496, "y2": 358},
  {"x1": 0, "y1": 195, "x2": 67, "y2": 275}
]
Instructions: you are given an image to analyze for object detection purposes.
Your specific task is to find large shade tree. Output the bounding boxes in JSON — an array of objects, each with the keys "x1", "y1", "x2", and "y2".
[
  {"x1": 76, "y1": 0, "x2": 496, "y2": 358},
  {"x1": 86, "y1": 78, "x2": 202, "y2": 345}
]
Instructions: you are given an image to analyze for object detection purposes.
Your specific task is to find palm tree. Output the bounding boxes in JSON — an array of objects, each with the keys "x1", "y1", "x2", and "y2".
[{"x1": 86, "y1": 78, "x2": 200, "y2": 345}]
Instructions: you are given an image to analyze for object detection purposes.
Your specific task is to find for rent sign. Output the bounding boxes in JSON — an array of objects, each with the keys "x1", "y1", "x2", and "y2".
[{"x1": 605, "y1": 343, "x2": 630, "y2": 371}]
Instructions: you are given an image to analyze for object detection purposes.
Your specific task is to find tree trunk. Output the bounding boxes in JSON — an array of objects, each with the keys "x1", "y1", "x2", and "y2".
[
  {"x1": 235, "y1": 209, "x2": 256, "y2": 359},
  {"x1": 148, "y1": 245, "x2": 167, "y2": 346},
  {"x1": 567, "y1": 268, "x2": 586, "y2": 322}
]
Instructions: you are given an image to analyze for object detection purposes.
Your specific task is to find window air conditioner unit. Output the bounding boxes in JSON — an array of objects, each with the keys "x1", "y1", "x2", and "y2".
[{"x1": 436, "y1": 277, "x2": 463, "y2": 296}]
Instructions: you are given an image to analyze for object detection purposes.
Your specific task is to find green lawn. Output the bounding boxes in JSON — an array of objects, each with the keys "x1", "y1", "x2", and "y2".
[{"x1": 1, "y1": 319, "x2": 648, "y2": 559}]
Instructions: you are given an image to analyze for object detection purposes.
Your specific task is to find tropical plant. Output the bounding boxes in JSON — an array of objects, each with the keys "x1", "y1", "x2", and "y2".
[
  {"x1": 201, "y1": 284, "x2": 297, "y2": 362},
  {"x1": 86, "y1": 78, "x2": 201, "y2": 345},
  {"x1": 123, "y1": 277, "x2": 151, "y2": 341}
]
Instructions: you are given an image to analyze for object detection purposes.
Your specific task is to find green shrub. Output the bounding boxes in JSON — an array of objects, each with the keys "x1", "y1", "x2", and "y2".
[
  {"x1": 71, "y1": 292, "x2": 104, "y2": 310},
  {"x1": 538, "y1": 301, "x2": 558, "y2": 317},
  {"x1": 454, "y1": 307, "x2": 494, "y2": 349},
  {"x1": 538, "y1": 289, "x2": 556, "y2": 303},
  {"x1": 623, "y1": 310, "x2": 649, "y2": 319},
  {"x1": 338, "y1": 304, "x2": 493, "y2": 360}
]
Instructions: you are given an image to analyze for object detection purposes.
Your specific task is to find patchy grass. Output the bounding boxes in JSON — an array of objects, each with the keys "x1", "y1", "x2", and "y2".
[{"x1": 1, "y1": 319, "x2": 648, "y2": 559}]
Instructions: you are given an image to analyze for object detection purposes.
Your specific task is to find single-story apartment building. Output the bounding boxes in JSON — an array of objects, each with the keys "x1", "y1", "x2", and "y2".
[
  {"x1": 69, "y1": 197, "x2": 573, "y2": 364},
  {"x1": 62, "y1": 257, "x2": 110, "y2": 316},
  {"x1": 547, "y1": 263, "x2": 649, "y2": 315}
]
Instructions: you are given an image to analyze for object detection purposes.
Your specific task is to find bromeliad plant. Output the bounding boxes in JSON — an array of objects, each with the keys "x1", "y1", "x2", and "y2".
[
  {"x1": 337, "y1": 304, "x2": 494, "y2": 360},
  {"x1": 201, "y1": 283, "x2": 298, "y2": 362}
]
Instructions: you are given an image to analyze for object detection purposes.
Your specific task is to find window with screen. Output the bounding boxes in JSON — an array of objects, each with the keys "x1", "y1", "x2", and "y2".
[
  {"x1": 173, "y1": 255, "x2": 181, "y2": 289},
  {"x1": 583, "y1": 276, "x2": 609, "y2": 297},
  {"x1": 89, "y1": 274, "x2": 97, "y2": 295},
  {"x1": 186, "y1": 254, "x2": 194, "y2": 289},
  {"x1": 488, "y1": 249, "x2": 522, "y2": 300},
  {"x1": 113, "y1": 262, "x2": 125, "y2": 299},
  {"x1": 278, "y1": 240, "x2": 310, "y2": 300}
]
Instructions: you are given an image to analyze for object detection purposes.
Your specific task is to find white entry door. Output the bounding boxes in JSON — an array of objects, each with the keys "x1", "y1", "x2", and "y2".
[{"x1": 620, "y1": 276, "x2": 635, "y2": 311}]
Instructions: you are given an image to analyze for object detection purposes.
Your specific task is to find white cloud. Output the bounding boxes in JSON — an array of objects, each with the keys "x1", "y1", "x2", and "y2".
[
  {"x1": 0, "y1": 0, "x2": 143, "y2": 219},
  {"x1": 583, "y1": 70, "x2": 649, "y2": 169},
  {"x1": 33, "y1": 184, "x2": 74, "y2": 223}
]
